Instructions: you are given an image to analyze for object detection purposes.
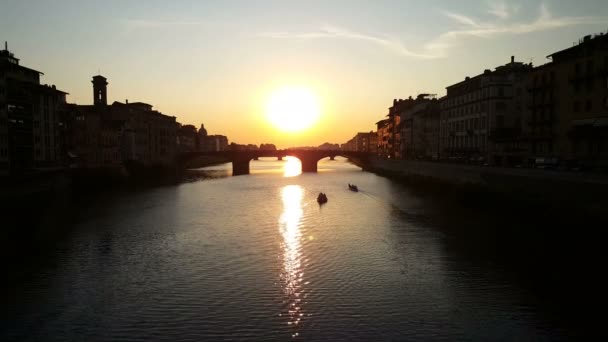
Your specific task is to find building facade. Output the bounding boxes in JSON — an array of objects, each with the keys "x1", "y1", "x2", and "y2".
[
  {"x1": 528, "y1": 33, "x2": 608, "y2": 169},
  {"x1": 398, "y1": 94, "x2": 439, "y2": 160},
  {"x1": 342, "y1": 132, "x2": 377, "y2": 153},
  {"x1": 1, "y1": 44, "x2": 68, "y2": 175},
  {"x1": 439, "y1": 57, "x2": 532, "y2": 165},
  {"x1": 67, "y1": 76, "x2": 177, "y2": 168}
]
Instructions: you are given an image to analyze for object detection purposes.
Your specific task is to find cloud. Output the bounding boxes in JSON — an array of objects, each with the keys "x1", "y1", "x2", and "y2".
[
  {"x1": 259, "y1": 3, "x2": 607, "y2": 59},
  {"x1": 443, "y1": 12, "x2": 479, "y2": 27},
  {"x1": 259, "y1": 25, "x2": 439, "y2": 59},
  {"x1": 487, "y1": 1, "x2": 512, "y2": 19}
]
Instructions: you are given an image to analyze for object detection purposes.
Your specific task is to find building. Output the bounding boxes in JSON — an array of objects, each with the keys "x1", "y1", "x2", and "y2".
[
  {"x1": 177, "y1": 124, "x2": 198, "y2": 153},
  {"x1": 0, "y1": 43, "x2": 69, "y2": 175},
  {"x1": 375, "y1": 118, "x2": 391, "y2": 157},
  {"x1": 67, "y1": 76, "x2": 177, "y2": 168},
  {"x1": 526, "y1": 33, "x2": 608, "y2": 169},
  {"x1": 260, "y1": 143, "x2": 277, "y2": 150},
  {"x1": 377, "y1": 97, "x2": 420, "y2": 159},
  {"x1": 439, "y1": 56, "x2": 532, "y2": 165},
  {"x1": 342, "y1": 132, "x2": 376, "y2": 153},
  {"x1": 318, "y1": 142, "x2": 339, "y2": 150},
  {"x1": 398, "y1": 94, "x2": 440, "y2": 160},
  {"x1": 205, "y1": 135, "x2": 229, "y2": 152}
]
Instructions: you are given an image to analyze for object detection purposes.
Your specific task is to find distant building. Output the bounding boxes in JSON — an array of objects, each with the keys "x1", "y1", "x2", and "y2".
[
  {"x1": 67, "y1": 76, "x2": 177, "y2": 168},
  {"x1": 207, "y1": 135, "x2": 229, "y2": 151},
  {"x1": 177, "y1": 124, "x2": 198, "y2": 153},
  {"x1": 318, "y1": 142, "x2": 339, "y2": 150},
  {"x1": 197, "y1": 124, "x2": 208, "y2": 151},
  {"x1": 378, "y1": 97, "x2": 421, "y2": 159},
  {"x1": 0, "y1": 43, "x2": 69, "y2": 175},
  {"x1": 342, "y1": 132, "x2": 376, "y2": 153},
  {"x1": 260, "y1": 143, "x2": 277, "y2": 150},
  {"x1": 375, "y1": 118, "x2": 391, "y2": 157},
  {"x1": 398, "y1": 94, "x2": 440, "y2": 160},
  {"x1": 439, "y1": 56, "x2": 533, "y2": 165}
]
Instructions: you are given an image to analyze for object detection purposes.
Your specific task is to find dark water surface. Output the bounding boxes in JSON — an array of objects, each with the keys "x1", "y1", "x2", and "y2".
[{"x1": 2, "y1": 158, "x2": 579, "y2": 340}]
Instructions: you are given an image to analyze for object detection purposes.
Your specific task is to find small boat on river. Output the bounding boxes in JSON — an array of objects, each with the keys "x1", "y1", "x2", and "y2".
[
  {"x1": 348, "y1": 184, "x2": 359, "y2": 192},
  {"x1": 317, "y1": 192, "x2": 328, "y2": 204}
]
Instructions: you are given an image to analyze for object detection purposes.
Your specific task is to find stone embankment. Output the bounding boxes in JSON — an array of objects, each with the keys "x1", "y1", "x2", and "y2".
[{"x1": 361, "y1": 158, "x2": 608, "y2": 214}]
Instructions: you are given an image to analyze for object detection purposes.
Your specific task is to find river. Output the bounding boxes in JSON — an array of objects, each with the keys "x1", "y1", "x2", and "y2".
[{"x1": 2, "y1": 157, "x2": 583, "y2": 340}]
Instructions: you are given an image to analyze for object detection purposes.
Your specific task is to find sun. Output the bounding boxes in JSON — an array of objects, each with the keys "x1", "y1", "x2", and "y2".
[{"x1": 266, "y1": 87, "x2": 321, "y2": 132}]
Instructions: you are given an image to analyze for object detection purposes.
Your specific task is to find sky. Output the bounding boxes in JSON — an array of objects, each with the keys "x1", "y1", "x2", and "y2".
[{"x1": 1, "y1": 0, "x2": 607, "y2": 148}]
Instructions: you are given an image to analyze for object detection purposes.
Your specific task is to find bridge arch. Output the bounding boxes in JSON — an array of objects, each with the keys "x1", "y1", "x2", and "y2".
[{"x1": 176, "y1": 150, "x2": 370, "y2": 176}]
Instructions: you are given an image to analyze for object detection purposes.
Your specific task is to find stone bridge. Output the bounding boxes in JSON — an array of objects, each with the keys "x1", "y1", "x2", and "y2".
[{"x1": 177, "y1": 150, "x2": 372, "y2": 175}]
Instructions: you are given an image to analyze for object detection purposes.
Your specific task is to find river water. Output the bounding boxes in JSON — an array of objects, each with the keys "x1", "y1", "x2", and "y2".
[{"x1": 2, "y1": 158, "x2": 579, "y2": 340}]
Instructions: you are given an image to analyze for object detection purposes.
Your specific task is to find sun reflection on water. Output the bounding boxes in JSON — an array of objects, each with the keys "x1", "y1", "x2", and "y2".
[
  {"x1": 279, "y1": 185, "x2": 305, "y2": 337},
  {"x1": 283, "y1": 157, "x2": 302, "y2": 177}
]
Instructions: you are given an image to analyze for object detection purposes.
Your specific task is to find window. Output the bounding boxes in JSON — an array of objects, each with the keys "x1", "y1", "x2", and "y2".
[
  {"x1": 496, "y1": 115, "x2": 504, "y2": 128},
  {"x1": 587, "y1": 60, "x2": 594, "y2": 73},
  {"x1": 573, "y1": 101, "x2": 580, "y2": 112},
  {"x1": 498, "y1": 87, "x2": 504, "y2": 97},
  {"x1": 585, "y1": 100, "x2": 592, "y2": 112},
  {"x1": 575, "y1": 63, "x2": 581, "y2": 74}
]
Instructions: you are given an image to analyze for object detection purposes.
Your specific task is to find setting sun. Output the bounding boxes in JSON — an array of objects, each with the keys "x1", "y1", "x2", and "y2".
[{"x1": 266, "y1": 87, "x2": 321, "y2": 132}]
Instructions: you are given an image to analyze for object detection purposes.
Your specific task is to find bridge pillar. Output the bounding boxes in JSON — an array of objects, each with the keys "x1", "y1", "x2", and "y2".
[
  {"x1": 300, "y1": 157, "x2": 318, "y2": 173},
  {"x1": 278, "y1": 156, "x2": 283, "y2": 161},
  {"x1": 232, "y1": 159, "x2": 250, "y2": 176},
  {"x1": 329, "y1": 156, "x2": 335, "y2": 160}
]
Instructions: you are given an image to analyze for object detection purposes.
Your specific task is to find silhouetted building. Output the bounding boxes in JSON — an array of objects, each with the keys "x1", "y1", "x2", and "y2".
[
  {"x1": 177, "y1": 124, "x2": 198, "y2": 153},
  {"x1": 398, "y1": 94, "x2": 440, "y2": 160},
  {"x1": 67, "y1": 76, "x2": 177, "y2": 168},
  {"x1": 342, "y1": 132, "x2": 376, "y2": 153},
  {"x1": 439, "y1": 56, "x2": 533, "y2": 165},
  {"x1": 0, "y1": 43, "x2": 69, "y2": 175},
  {"x1": 525, "y1": 33, "x2": 608, "y2": 169},
  {"x1": 318, "y1": 142, "x2": 339, "y2": 150},
  {"x1": 260, "y1": 143, "x2": 277, "y2": 150},
  {"x1": 207, "y1": 135, "x2": 229, "y2": 151}
]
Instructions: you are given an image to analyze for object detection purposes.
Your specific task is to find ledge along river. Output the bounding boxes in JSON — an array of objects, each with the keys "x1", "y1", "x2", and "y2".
[{"x1": 2, "y1": 157, "x2": 594, "y2": 340}]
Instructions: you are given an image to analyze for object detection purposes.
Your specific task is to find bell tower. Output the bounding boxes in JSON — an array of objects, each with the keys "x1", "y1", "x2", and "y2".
[{"x1": 92, "y1": 75, "x2": 108, "y2": 106}]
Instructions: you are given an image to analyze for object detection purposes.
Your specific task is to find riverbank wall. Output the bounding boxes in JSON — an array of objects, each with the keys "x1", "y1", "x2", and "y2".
[{"x1": 358, "y1": 158, "x2": 608, "y2": 218}]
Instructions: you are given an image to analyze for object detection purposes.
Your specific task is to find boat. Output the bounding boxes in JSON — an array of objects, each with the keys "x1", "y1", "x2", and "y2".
[
  {"x1": 348, "y1": 184, "x2": 359, "y2": 192},
  {"x1": 317, "y1": 192, "x2": 328, "y2": 204}
]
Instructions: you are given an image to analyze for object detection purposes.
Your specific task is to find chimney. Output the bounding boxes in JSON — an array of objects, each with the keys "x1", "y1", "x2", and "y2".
[
  {"x1": 511, "y1": 56, "x2": 515, "y2": 63},
  {"x1": 126, "y1": 99, "x2": 128, "y2": 104},
  {"x1": 4, "y1": 41, "x2": 7, "y2": 50}
]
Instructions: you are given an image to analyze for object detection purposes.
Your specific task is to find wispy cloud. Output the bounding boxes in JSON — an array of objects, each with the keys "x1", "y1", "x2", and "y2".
[
  {"x1": 443, "y1": 12, "x2": 480, "y2": 27},
  {"x1": 259, "y1": 3, "x2": 607, "y2": 60},
  {"x1": 259, "y1": 25, "x2": 438, "y2": 59},
  {"x1": 487, "y1": 1, "x2": 516, "y2": 19}
]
